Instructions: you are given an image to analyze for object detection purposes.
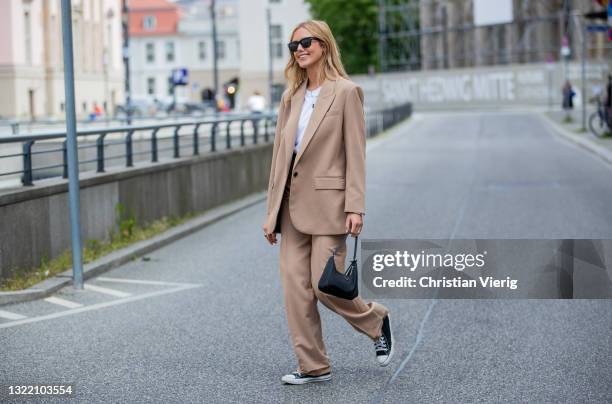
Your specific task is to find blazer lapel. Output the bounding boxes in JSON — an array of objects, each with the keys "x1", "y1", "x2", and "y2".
[
  {"x1": 293, "y1": 78, "x2": 337, "y2": 166},
  {"x1": 283, "y1": 80, "x2": 307, "y2": 166}
]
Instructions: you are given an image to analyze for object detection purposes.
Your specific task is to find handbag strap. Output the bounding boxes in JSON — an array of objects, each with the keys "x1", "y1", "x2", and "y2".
[
  {"x1": 351, "y1": 235, "x2": 358, "y2": 262},
  {"x1": 332, "y1": 234, "x2": 359, "y2": 261}
]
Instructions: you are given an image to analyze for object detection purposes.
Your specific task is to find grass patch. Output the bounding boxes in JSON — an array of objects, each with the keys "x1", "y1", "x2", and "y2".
[
  {"x1": 562, "y1": 115, "x2": 574, "y2": 124},
  {"x1": 0, "y1": 203, "x2": 198, "y2": 292}
]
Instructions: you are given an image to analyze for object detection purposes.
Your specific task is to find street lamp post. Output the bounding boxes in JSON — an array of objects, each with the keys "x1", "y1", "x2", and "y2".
[
  {"x1": 122, "y1": 0, "x2": 132, "y2": 125},
  {"x1": 60, "y1": 0, "x2": 84, "y2": 289},
  {"x1": 211, "y1": 0, "x2": 219, "y2": 113}
]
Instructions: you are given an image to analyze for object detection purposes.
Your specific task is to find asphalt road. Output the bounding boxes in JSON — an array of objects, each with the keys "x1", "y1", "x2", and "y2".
[{"x1": 2, "y1": 111, "x2": 612, "y2": 404}]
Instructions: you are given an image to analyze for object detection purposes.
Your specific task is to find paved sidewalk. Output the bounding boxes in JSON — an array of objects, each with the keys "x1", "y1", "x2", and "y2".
[{"x1": 543, "y1": 109, "x2": 612, "y2": 164}]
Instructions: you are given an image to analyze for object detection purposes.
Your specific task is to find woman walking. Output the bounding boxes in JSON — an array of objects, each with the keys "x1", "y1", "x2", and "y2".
[{"x1": 262, "y1": 20, "x2": 393, "y2": 385}]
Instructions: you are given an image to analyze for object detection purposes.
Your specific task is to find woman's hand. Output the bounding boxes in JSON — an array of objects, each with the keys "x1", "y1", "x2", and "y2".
[
  {"x1": 345, "y1": 212, "x2": 363, "y2": 236},
  {"x1": 262, "y1": 222, "x2": 277, "y2": 245}
]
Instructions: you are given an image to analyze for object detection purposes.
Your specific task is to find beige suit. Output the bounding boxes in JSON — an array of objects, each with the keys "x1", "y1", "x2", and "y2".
[
  {"x1": 264, "y1": 76, "x2": 389, "y2": 376},
  {"x1": 264, "y1": 76, "x2": 366, "y2": 235}
]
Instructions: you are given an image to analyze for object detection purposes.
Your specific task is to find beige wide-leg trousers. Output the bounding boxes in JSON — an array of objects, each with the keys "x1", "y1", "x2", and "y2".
[{"x1": 277, "y1": 153, "x2": 389, "y2": 376}]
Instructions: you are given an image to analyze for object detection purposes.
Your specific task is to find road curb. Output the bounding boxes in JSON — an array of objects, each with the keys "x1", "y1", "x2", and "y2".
[
  {"x1": 0, "y1": 192, "x2": 266, "y2": 307},
  {"x1": 538, "y1": 113, "x2": 612, "y2": 167}
]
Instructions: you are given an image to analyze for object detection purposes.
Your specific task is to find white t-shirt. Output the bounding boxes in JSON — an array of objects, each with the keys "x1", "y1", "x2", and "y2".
[{"x1": 294, "y1": 86, "x2": 322, "y2": 153}]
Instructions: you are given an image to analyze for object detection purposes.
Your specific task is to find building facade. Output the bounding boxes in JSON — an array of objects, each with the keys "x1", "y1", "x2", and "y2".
[
  {"x1": 237, "y1": 0, "x2": 311, "y2": 109},
  {"x1": 417, "y1": 0, "x2": 611, "y2": 71},
  {"x1": 0, "y1": 0, "x2": 124, "y2": 120},
  {"x1": 129, "y1": 0, "x2": 311, "y2": 110}
]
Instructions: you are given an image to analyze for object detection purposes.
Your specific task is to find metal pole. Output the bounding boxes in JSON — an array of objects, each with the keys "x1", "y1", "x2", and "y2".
[
  {"x1": 60, "y1": 0, "x2": 84, "y2": 289},
  {"x1": 377, "y1": 0, "x2": 385, "y2": 73},
  {"x1": 580, "y1": 16, "x2": 587, "y2": 131},
  {"x1": 267, "y1": 8, "x2": 273, "y2": 113},
  {"x1": 122, "y1": 0, "x2": 132, "y2": 125},
  {"x1": 211, "y1": 0, "x2": 219, "y2": 114}
]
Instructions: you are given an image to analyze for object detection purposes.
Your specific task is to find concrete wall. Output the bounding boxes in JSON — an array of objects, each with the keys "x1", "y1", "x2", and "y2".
[
  {"x1": 353, "y1": 61, "x2": 611, "y2": 111},
  {"x1": 0, "y1": 143, "x2": 272, "y2": 281}
]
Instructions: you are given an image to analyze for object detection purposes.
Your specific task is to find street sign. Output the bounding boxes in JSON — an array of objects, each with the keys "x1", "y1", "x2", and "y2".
[
  {"x1": 560, "y1": 36, "x2": 570, "y2": 57},
  {"x1": 587, "y1": 24, "x2": 608, "y2": 32},
  {"x1": 609, "y1": 2, "x2": 612, "y2": 40},
  {"x1": 171, "y1": 68, "x2": 189, "y2": 86}
]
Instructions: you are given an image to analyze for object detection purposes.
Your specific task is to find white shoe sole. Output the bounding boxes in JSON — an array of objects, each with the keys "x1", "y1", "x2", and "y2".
[
  {"x1": 377, "y1": 314, "x2": 395, "y2": 367},
  {"x1": 281, "y1": 373, "x2": 332, "y2": 385}
]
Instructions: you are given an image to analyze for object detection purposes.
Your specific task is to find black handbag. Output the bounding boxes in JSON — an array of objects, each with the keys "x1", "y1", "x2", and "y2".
[{"x1": 318, "y1": 235, "x2": 359, "y2": 300}]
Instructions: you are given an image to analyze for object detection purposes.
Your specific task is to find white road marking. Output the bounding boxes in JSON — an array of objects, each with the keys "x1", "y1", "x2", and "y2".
[
  {"x1": 44, "y1": 296, "x2": 83, "y2": 309},
  {"x1": 83, "y1": 283, "x2": 131, "y2": 298},
  {"x1": 0, "y1": 283, "x2": 202, "y2": 329},
  {"x1": 96, "y1": 277, "x2": 187, "y2": 287},
  {"x1": 0, "y1": 309, "x2": 27, "y2": 320}
]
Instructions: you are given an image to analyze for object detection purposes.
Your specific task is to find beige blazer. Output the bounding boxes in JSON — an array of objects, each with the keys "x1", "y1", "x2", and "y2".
[{"x1": 263, "y1": 76, "x2": 366, "y2": 235}]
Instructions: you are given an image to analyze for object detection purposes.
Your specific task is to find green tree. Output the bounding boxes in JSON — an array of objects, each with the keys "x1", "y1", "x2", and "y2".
[{"x1": 305, "y1": 0, "x2": 379, "y2": 75}]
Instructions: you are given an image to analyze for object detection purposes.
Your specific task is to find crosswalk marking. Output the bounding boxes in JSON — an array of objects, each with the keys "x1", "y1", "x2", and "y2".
[
  {"x1": 0, "y1": 283, "x2": 202, "y2": 329},
  {"x1": 0, "y1": 309, "x2": 27, "y2": 320},
  {"x1": 44, "y1": 296, "x2": 83, "y2": 309},
  {"x1": 97, "y1": 277, "x2": 187, "y2": 287},
  {"x1": 84, "y1": 283, "x2": 131, "y2": 298}
]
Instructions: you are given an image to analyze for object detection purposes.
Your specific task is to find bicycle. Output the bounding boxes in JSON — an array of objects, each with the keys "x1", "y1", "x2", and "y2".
[{"x1": 588, "y1": 97, "x2": 612, "y2": 138}]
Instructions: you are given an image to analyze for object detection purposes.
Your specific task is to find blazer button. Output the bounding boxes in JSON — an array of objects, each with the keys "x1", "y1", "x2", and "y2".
[{"x1": 293, "y1": 172, "x2": 298, "y2": 177}]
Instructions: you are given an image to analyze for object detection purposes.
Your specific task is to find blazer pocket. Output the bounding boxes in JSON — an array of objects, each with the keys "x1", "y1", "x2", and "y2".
[{"x1": 313, "y1": 176, "x2": 345, "y2": 190}]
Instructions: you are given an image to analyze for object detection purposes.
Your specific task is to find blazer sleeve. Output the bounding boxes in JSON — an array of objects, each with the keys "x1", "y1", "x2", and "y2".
[
  {"x1": 343, "y1": 85, "x2": 366, "y2": 215},
  {"x1": 266, "y1": 92, "x2": 288, "y2": 213}
]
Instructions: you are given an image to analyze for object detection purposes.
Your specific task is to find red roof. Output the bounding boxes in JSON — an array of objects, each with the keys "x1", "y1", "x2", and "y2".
[
  {"x1": 128, "y1": 0, "x2": 180, "y2": 36},
  {"x1": 129, "y1": 0, "x2": 177, "y2": 11}
]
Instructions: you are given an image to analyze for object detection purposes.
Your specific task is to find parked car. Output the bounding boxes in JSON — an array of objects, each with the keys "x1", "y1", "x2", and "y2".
[{"x1": 114, "y1": 98, "x2": 160, "y2": 118}]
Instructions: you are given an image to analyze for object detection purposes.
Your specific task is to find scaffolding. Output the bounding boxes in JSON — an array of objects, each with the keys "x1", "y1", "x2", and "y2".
[{"x1": 377, "y1": 0, "x2": 612, "y2": 72}]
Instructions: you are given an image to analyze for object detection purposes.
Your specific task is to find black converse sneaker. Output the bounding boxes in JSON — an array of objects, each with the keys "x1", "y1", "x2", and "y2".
[
  {"x1": 281, "y1": 371, "x2": 332, "y2": 385},
  {"x1": 374, "y1": 315, "x2": 394, "y2": 366}
]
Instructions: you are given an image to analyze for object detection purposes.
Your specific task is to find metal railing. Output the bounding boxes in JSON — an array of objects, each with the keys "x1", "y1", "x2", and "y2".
[
  {"x1": 0, "y1": 112, "x2": 277, "y2": 187},
  {"x1": 0, "y1": 102, "x2": 412, "y2": 188},
  {"x1": 365, "y1": 102, "x2": 413, "y2": 137}
]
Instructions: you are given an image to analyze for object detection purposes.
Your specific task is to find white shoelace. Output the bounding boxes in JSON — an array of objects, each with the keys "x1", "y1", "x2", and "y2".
[{"x1": 374, "y1": 335, "x2": 388, "y2": 351}]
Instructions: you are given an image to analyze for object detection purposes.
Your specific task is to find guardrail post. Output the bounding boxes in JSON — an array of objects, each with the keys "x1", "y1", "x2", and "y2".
[
  {"x1": 226, "y1": 121, "x2": 232, "y2": 149},
  {"x1": 96, "y1": 134, "x2": 105, "y2": 172},
  {"x1": 211, "y1": 122, "x2": 218, "y2": 152},
  {"x1": 21, "y1": 140, "x2": 35, "y2": 186},
  {"x1": 252, "y1": 119, "x2": 259, "y2": 144},
  {"x1": 62, "y1": 139, "x2": 68, "y2": 179},
  {"x1": 173, "y1": 125, "x2": 181, "y2": 158},
  {"x1": 193, "y1": 124, "x2": 201, "y2": 156},
  {"x1": 151, "y1": 128, "x2": 159, "y2": 162},
  {"x1": 240, "y1": 120, "x2": 246, "y2": 146},
  {"x1": 126, "y1": 130, "x2": 134, "y2": 167}
]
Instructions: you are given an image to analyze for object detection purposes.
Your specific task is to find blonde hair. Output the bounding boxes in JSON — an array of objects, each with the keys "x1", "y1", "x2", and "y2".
[{"x1": 284, "y1": 20, "x2": 349, "y2": 98}]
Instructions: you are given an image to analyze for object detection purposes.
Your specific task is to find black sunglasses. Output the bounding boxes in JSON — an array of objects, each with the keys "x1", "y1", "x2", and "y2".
[{"x1": 287, "y1": 37, "x2": 320, "y2": 53}]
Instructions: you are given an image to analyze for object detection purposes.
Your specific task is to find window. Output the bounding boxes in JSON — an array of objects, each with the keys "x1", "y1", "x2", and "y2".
[
  {"x1": 270, "y1": 25, "x2": 283, "y2": 59},
  {"x1": 198, "y1": 41, "x2": 206, "y2": 61},
  {"x1": 271, "y1": 84, "x2": 285, "y2": 104},
  {"x1": 143, "y1": 15, "x2": 156, "y2": 30},
  {"x1": 147, "y1": 77, "x2": 156, "y2": 95},
  {"x1": 24, "y1": 11, "x2": 32, "y2": 65},
  {"x1": 146, "y1": 43, "x2": 155, "y2": 63},
  {"x1": 216, "y1": 40, "x2": 225, "y2": 59},
  {"x1": 166, "y1": 41, "x2": 175, "y2": 62}
]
